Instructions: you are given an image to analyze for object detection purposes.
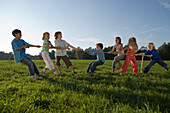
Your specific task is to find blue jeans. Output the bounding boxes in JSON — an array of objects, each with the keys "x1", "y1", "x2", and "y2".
[
  {"x1": 86, "y1": 60, "x2": 104, "y2": 73},
  {"x1": 143, "y1": 59, "x2": 167, "y2": 73},
  {"x1": 20, "y1": 57, "x2": 39, "y2": 76}
]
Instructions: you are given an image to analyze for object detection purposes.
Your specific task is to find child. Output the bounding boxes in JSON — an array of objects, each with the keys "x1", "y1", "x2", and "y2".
[
  {"x1": 138, "y1": 42, "x2": 168, "y2": 73},
  {"x1": 107, "y1": 37, "x2": 124, "y2": 72},
  {"x1": 41, "y1": 32, "x2": 70, "y2": 75},
  {"x1": 119, "y1": 37, "x2": 138, "y2": 74},
  {"x1": 54, "y1": 31, "x2": 81, "y2": 74},
  {"x1": 11, "y1": 29, "x2": 41, "y2": 79},
  {"x1": 85, "y1": 43, "x2": 105, "y2": 74}
]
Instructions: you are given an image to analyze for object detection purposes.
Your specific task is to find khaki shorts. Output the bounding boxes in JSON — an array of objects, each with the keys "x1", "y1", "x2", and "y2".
[{"x1": 56, "y1": 55, "x2": 72, "y2": 68}]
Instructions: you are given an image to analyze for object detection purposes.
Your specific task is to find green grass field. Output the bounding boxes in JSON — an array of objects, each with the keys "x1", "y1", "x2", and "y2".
[{"x1": 0, "y1": 60, "x2": 169, "y2": 113}]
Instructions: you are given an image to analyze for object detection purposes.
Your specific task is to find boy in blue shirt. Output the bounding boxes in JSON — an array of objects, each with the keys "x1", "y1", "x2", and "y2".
[
  {"x1": 85, "y1": 43, "x2": 105, "y2": 74},
  {"x1": 138, "y1": 42, "x2": 168, "y2": 73},
  {"x1": 11, "y1": 29, "x2": 41, "y2": 79}
]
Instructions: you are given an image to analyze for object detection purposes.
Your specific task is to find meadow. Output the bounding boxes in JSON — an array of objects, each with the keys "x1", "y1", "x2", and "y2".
[{"x1": 0, "y1": 60, "x2": 169, "y2": 113}]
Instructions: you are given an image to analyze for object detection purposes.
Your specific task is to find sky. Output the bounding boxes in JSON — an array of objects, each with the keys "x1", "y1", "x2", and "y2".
[{"x1": 0, "y1": 0, "x2": 170, "y2": 55}]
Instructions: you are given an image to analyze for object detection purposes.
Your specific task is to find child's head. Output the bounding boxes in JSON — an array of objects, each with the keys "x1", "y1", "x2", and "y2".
[
  {"x1": 42, "y1": 32, "x2": 50, "y2": 40},
  {"x1": 12, "y1": 29, "x2": 22, "y2": 38},
  {"x1": 115, "y1": 37, "x2": 121, "y2": 44},
  {"x1": 96, "y1": 43, "x2": 103, "y2": 50},
  {"x1": 147, "y1": 42, "x2": 155, "y2": 50},
  {"x1": 128, "y1": 37, "x2": 137, "y2": 47},
  {"x1": 54, "y1": 31, "x2": 62, "y2": 39}
]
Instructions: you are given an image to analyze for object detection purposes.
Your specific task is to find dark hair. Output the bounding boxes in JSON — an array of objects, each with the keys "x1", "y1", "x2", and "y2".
[
  {"x1": 12, "y1": 29, "x2": 21, "y2": 37},
  {"x1": 96, "y1": 43, "x2": 103, "y2": 49},
  {"x1": 42, "y1": 32, "x2": 50, "y2": 40},
  {"x1": 54, "y1": 31, "x2": 62, "y2": 39},
  {"x1": 115, "y1": 36, "x2": 121, "y2": 44}
]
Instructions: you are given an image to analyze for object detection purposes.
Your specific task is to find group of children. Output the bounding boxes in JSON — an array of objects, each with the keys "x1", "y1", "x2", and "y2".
[{"x1": 11, "y1": 29, "x2": 168, "y2": 79}]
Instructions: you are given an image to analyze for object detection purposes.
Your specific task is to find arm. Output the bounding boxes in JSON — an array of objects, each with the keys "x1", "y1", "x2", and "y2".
[
  {"x1": 16, "y1": 45, "x2": 29, "y2": 51},
  {"x1": 125, "y1": 45, "x2": 138, "y2": 55},
  {"x1": 30, "y1": 45, "x2": 41, "y2": 48},
  {"x1": 69, "y1": 45, "x2": 82, "y2": 51},
  {"x1": 107, "y1": 46, "x2": 115, "y2": 54},
  {"x1": 85, "y1": 49, "x2": 97, "y2": 55},
  {"x1": 135, "y1": 53, "x2": 153, "y2": 57},
  {"x1": 117, "y1": 46, "x2": 128, "y2": 55}
]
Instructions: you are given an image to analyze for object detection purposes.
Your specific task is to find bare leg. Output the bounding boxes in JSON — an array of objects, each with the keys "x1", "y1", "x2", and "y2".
[
  {"x1": 117, "y1": 61, "x2": 122, "y2": 70},
  {"x1": 57, "y1": 66, "x2": 62, "y2": 73},
  {"x1": 112, "y1": 68, "x2": 115, "y2": 73}
]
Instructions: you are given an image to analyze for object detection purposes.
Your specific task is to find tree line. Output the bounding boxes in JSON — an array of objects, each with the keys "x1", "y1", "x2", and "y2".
[{"x1": 0, "y1": 42, "x2": 169, "y2": 60}]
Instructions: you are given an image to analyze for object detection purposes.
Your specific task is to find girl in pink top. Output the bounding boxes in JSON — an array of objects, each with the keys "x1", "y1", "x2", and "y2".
[
  {"x1": 119, "y1": 37, "x2": 138, "y2": 74},
  {"x1": 107, "y1": 37, "x2": 124, "y2": 72}
]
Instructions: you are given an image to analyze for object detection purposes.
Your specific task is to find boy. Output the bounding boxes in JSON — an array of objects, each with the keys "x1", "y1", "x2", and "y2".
[
  {"x1": 137, "y1": 42, "x2": 168, "y2": 73},
  {"x1": 11, "y1": 29, "x2": 41, "y2": 79},
  {"x1": 85, "y1": 43, "x2": 105, "y2": 73},
  {"x1": 54, "y1": 31, "x2": 81, "y2": 74}
]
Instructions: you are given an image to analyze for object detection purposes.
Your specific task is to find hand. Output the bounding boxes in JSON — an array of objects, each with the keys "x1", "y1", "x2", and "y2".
[
  {"x1": 113, "y1": 52, "x2": 117, "y2": 55},
  {"x1": 67, "y1": 47, "x2": 70, "y2": 50},
  {"x1": 37, "y1": 45, "x2": 41, "y2": 48},
  {"x1": 107, "y1": 51, "x2": 112, "y2": 54}
]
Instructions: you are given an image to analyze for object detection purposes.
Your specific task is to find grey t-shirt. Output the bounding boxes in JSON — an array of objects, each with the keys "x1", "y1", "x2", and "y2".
[{"x1": 54, "y1": 39, "x2": 70, "y2": 56}]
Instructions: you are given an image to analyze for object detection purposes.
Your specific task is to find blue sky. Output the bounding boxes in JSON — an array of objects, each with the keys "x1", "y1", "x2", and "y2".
[{"x1": 0, "y1": 0, "x2": 170, "y2": 55}]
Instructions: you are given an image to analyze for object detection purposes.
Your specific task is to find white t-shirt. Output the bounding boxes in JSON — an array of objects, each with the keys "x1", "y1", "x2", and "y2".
[{"x1": 54, "y1": 39, "x2": 70, "y2": 56}]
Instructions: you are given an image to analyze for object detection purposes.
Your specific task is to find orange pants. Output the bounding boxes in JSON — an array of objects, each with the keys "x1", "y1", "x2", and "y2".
[{"x1": 120, "y1": 55, "x2": 138, "y2": 74}]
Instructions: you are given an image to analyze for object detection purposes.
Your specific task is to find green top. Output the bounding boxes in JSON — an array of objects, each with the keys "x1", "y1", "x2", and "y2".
[{"x1": 41, "y1": 40, "x2": 52, "y2": 52}]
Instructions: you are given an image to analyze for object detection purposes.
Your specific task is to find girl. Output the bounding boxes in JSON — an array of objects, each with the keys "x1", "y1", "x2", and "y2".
[
  {"x1": 107, "y1": 37, "x2": 124, "y2": 72},
  {"x1": 54, "y1": 31, "x2": 81, "y2": 74},
  {"x1": 137, "y1": 42, "x2": 168, "y2": 73},
  {"x1": 119, "y1": 37, "x2": 138, "y2": 74},
  {"x1": 41, "y1": 32, "x2": 69, "y2": 75}
]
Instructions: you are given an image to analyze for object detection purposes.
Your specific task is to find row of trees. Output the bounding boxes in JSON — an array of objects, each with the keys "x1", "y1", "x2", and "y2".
[{"x1": 0, "y1": 42, "x2": 169, "y2": 60}]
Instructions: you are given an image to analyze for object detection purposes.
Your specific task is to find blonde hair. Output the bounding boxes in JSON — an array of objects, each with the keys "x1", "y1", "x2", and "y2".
[
  {"x1": 148, "y1": 42, "x2": 155, "y2": 49},
  {"x1": 42, "y1": 32, "x2": 50, "y2": 40},
  {"x1": 128, "y1": 37, "x2": 138, "y2": 47}
]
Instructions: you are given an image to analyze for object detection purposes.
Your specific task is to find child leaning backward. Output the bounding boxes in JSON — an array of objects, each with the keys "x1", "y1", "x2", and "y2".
[{"x1": 11, "y1": 29, "x2": 41, "y2": 79}]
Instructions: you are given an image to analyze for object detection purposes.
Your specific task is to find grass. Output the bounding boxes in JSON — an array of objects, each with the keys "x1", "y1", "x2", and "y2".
[{"x1": 0, "y1": 60, "x2": 169, "y2": 113}]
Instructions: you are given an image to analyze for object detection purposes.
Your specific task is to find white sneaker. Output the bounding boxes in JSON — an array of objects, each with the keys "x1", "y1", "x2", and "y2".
[
  {"x1": 54, "y1": 72, "x2": 59, "y2": 75},
  {"x1": 40, "y1": 71, "x2": 46, "y2": 75},
  {"x1": 29, "y1": 76, "x2": 37, "y2": 79}
]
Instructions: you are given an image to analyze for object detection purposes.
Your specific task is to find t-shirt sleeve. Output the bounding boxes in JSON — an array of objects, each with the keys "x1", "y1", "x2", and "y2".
[
  {"x1": 23, "y1": 40, "x2": 31, "y2": 46},
  {"x1": 145, "y1": 50, "x2": 149, "y2": 55},
  {"x1": 12, "y1": 41, "x2": 20, "y2": 51},
  {"x1": 64, "y1": 41, "x2": 70, "y2": 47},
  {"x1": 88, "y1": 49, "x2": 97, "y2": 55}
]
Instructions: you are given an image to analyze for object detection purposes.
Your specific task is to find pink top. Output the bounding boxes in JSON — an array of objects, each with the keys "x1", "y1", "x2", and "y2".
[{"x1": 114, "y1": 44, "x2": 124, "y2": 55}]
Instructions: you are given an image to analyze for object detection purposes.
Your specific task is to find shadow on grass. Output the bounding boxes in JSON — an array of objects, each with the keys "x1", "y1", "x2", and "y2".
[{"x1": 40, "y1": 74, "x2": 170, "y2": 112}]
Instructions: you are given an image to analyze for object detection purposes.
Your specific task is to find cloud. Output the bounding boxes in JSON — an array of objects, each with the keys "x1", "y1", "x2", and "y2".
[
  {"x1": 158, "y1": 0, "x2": 170, "y2": 11},
  {"x1": 141, "y1": 27, "x2": 163, "y2": 33}
]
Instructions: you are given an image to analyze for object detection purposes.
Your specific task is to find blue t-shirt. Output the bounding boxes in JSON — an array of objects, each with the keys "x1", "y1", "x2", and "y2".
[
  {"x1": 145, "y1": 49, "x2": 161, "y2": 60},
  {"x1": 88, "y1": 49, "x2": 105, "y2": 62},
  {"x1": 11, "y1": 38, "x2": 31, "y2": 63}
]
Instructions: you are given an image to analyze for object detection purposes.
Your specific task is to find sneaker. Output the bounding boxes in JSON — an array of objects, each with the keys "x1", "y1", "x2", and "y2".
[
  {"x1": 40, "y1": 71, "x2": 46, "y2": 75},
  {"x1": 165, "y1": 67, "x2": 169, "y2": 71},
  {"x1": 54, "y1": 72, "x2": 59, "y2": 75},
  {"x1": 73, "y1": 71, "x2": 77, "y2": 74},
  {"x1": 36, "y1": 74, "x2": 42, "y2": 76},
  {"x1": 28, "y1": 76, "x2": 37, "y2": 79}
]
